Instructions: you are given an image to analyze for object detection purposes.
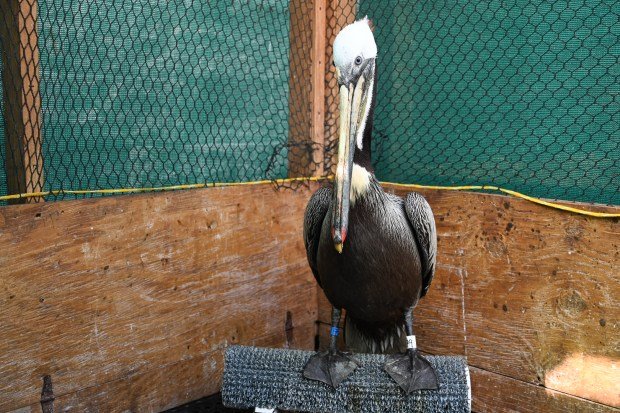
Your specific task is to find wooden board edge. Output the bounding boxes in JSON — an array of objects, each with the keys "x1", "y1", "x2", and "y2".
[
  {"x1": 8, "y1": 323, "x2": 316, "y2": 413},
  {"x1": 0, "y1": 0, "x2": 44, "y2": 203},
  {"x1": 382, "y1": 184, "x2": 620, "y2": 216},
  {"x1": 470, "y1": 365, "x2": 618, "y2": 412}
]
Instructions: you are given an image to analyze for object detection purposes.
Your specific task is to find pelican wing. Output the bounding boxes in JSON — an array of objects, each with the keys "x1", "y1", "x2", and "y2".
[
  {"x1": 303, "y1": 186, "x2": 332, "y2": 288},
  {"x1": 404, "y1": 192, "x2": 437, "y2": 297}
]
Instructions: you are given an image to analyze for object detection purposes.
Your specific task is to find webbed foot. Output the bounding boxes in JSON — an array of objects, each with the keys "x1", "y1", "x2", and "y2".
[
  {"x1": 303, "y1": 350, "x2": 360, "y2": 388},
  {"x1": 384, "y1": 349, "x2": 439, "y2": 393}
]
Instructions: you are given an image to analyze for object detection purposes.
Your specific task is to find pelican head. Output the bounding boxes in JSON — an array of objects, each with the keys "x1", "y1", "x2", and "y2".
[{"x1": 331, "y1": 18, "x2": 377, "y2": 253}]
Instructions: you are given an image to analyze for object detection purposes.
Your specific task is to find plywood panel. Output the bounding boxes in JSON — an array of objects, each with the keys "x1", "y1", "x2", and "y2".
[
  {"x1": 470, "y1": 366, "x2": 617, "y2": 413},
  {"x1": 0, "y1": 184, "x2": 318, "y2": 411},
  {"x1": 392, "y1": 186, "x2": 620, "y2": 409},
  {"x1": 13, "y1": 325, "x2": 315, "y2": 413}
]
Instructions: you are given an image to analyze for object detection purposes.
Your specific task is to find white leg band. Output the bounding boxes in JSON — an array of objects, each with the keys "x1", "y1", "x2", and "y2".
[
  {"x1": 255, "y1": 408, "x2": 276, "y2": 413},
  {"x1": 406, "y1": 335, "x2": 417, "y2": 349}
]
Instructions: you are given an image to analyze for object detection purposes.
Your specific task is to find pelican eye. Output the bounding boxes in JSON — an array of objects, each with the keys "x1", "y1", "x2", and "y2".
[{"x1": 354, "y1": 56, "x2": 363, "y2": 65}]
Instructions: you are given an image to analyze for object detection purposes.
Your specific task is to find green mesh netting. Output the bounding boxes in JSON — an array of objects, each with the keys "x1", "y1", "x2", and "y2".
[
  {"x1": 1, "y1": 0, "x2": 299, "y2": 203},
  {"x1": 359, "y1": 0, "x2": 619, "y2": 204},
  {"x1": 1, "y1": 0, "x2": 618, "y2": 205},
  {"x1": 40, "y1": 0, "x2": 292, "y2": 192}
]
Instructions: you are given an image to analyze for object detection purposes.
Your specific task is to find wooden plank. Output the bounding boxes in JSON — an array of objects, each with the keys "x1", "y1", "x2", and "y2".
[
  {"x1": 323, "y1": 0, "x2": 357, "y2": 174},
  {"x1": 311, "y1": 0, "x2": 326, "y2": 177},
  {"x1": 0, "y1": 184, "x2": 318, "y2": 411},
  {"x1": 389, "y1": 187, "x2": 620, "y2": 408},
  {"x1": 0, "y1": 0, "x2": 44, "y2": 202},
  {"x1": 470, "y1": 366, "x2": 617, "y2": 413},
  {"x1": 288, "y1": 0, "x2": 324, "y2": 177},
  {"x1": 13, "y1": 324, "x2": 315, "y2": 413},
  {"x1": 315, "y1": 185, "x2": 619, "y2": 409}
]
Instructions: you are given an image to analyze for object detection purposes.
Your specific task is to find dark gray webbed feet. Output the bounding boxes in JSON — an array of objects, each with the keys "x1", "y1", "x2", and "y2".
[
  {"x1": 304, "y1": 307, "x2": 359, "y2": 388},
  {"x1": 384, "y1": 348, "x2": 439, "y2": 393},
  {"x1": 303, "y1": 349, "x2": 360, "y2": 388}
]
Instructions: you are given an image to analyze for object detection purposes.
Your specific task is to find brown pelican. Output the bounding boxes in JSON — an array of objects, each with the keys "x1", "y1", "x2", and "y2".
[{"x1": 302, "y1": 18, "x2": 439, "y2": 393}]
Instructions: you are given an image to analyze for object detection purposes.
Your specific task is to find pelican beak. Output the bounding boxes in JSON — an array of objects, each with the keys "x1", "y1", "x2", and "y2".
[{"x1": 332, "y1": 65, "x2": 373, "y2": 253}]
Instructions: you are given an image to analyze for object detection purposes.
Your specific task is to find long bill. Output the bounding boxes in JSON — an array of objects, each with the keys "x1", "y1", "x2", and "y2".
[{"x1": 332, "y1": 74, "x2": 369, "y2": 253}]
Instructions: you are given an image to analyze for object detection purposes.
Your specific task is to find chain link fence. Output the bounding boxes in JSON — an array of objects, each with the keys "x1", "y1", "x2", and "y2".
[{"x1": 1, "y1": 0, "x2": 618, "y2": 205}]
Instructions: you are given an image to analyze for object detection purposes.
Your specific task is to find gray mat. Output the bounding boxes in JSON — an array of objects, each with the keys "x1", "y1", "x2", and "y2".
[{"x1": 222, "y1": 346, "x2": 471, "y2": 413}]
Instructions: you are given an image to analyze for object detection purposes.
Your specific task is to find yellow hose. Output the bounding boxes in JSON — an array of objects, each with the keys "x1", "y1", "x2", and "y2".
[
  {"x1": 383, "y1": 182, "x2": 620, "y2": 218},
  {"x1": 0, "y1": 176, "x2": 618, "y2": 218}
]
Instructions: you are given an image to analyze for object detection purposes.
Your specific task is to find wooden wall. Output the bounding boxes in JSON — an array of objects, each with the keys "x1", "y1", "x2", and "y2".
[
  {"x1": 1, "y1": 1, "x2": 618, "y2": 410},
  {"x1": 288, "y1": 0, "x2": 326, "y2": 178},
  {"x1": 0, "y1": 0, "x2": 44, "y2": 202},
  {"x1": 0, "y1": 180, "x2": 618, "y2": 413},
  {"x1": 317, "y1": 186, "x2": 620, "y2": 412},
  {"x1": 0, "y1": 185, "x2": 317, "y2": 412}
]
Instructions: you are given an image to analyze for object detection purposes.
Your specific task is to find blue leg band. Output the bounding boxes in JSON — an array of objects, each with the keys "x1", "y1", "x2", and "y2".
[{"x1": 330, "y1": 326, "x2": 339, "y2": 337}]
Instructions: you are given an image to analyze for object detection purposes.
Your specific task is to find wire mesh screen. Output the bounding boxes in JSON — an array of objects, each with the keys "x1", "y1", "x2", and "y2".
[
  {"x1": 0, "y1": 0, "x2": 315, "y2": 202},
  {"x1": 0, "y1": 0, "x2": 618, "y2": 205},
  {"x1": 42, "y1": 1, "x2": 295, "y2": 189},
  {"x1": 354, "y1": 0, "x2": 619, "y2": 205}
]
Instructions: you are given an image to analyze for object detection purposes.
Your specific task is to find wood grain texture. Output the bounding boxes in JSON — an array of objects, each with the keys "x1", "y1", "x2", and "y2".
[
  {"x1": 0, "y1": 184, "x2": 317, "y2": 411},
  {"x1": 12, "y1": 325, "x2": 315, "y2": 413},
  {"x1": 470, "y1": 366, "x2": 618, "y2": 413},
  {"x1": 288, "y1": 0, "x2": 322, "y2": 177},
  {"x1": 391, "y1": 187, "x2": 620, "y2": 410},
  {"x1": 316, "y1": 185, "x2": 619, "y2": 410},
  {"x1": 311, "y1": 0, "x2": 326, "y2": 177},
  {"x1": 0, "y1": 0, "x2": 44, "y2": 202}
]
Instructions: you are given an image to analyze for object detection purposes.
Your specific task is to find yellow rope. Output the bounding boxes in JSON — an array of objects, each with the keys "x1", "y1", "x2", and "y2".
[
  {"x1": 0, "y1": 176, "x2": 325, "y2": 200},
  {"x1": 1, "y1": 176, "x2": 618, "y2": 218},
  {"x1": 383, "y1": 182, "x2": 620, "y2": 218}
]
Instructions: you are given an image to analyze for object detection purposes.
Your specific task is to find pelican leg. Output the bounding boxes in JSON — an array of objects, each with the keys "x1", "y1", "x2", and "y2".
[
  {"x1": 384, "y1": 308, "x2": 439, "y2": 393},
  {"x1": 303, "y1": 307, "x2": 359, "y2": 388}
]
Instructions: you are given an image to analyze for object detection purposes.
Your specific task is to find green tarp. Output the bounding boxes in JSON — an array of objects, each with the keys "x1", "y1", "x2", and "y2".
[{"x1": 360, "y1": 0, "x2": 619, "y2": 205}]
